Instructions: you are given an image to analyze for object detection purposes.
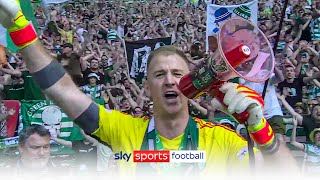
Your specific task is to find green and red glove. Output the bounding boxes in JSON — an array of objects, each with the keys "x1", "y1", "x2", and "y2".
[{"x1": 0, "y1": 0, "x2": 38, "y2": 48}]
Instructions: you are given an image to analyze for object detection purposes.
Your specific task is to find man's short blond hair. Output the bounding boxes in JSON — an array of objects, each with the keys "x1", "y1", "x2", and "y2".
[{"x1": 146, "y1": 46, "x2": 189, "y2": 75}]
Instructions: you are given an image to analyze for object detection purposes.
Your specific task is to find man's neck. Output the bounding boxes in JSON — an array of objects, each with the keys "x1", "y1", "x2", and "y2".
[
  {"x1": 154, "y1": 112, "x2": 189, "y2": 140},
  {"x1": 286, "y1": 78, "x2": 294, "y2": 83},
  {"x1": 90, "y1": 68, "x2": 98, "y2": 72}
]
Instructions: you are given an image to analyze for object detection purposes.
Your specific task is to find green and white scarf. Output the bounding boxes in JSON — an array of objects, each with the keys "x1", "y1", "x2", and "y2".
[{"x1": 137, "y1": 116, "x2": 201, "y2": 175}]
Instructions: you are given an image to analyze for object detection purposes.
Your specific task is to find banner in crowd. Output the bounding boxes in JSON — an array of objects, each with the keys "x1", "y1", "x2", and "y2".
[
  {"x1": 0, "y1": 136, "x2": 19, "y2": 150},
  {"x1": 42, "y1": 0, "x2": 71, "y2": 4},
  {"x1": 37, "y1": 0, "x2": 72, "y2": 7},
  {"x1": 3, "y1": 100, "x2": 20, "y2": 138},
  {"x1": 206, "y1": 0, "x2": 258, "y2": 51},
  {"x1": 20, "y1": 100, "x2": 83, "y2": 141},
  {"x1": 0, "y1": 0, "x2": 39, "y2": 52},
  {"x1": 125, "y1": 37, "x2": 171, "y2": 83}
]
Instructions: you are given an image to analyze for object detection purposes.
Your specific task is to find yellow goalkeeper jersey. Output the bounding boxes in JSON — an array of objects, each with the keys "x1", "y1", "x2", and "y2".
[{"x1": 92, "y1": 105, "x2": 257, "y2": 176}]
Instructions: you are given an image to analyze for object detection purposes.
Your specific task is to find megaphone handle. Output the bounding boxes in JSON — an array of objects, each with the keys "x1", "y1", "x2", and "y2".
[{"x1": 211, "y1": 88, "x2": 250, "y2": 124}]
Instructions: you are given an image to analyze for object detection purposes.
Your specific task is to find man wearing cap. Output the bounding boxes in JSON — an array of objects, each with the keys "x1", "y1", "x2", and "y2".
[
  {"x1": 219, "y1": 119, "x2": 236, "y2": 130},
  {"x1": 291, "y1": 118, "x2": 320, "y2": 173},
  {"x1": 80, "y1": 73, "x2": 105, "y2": 101}
]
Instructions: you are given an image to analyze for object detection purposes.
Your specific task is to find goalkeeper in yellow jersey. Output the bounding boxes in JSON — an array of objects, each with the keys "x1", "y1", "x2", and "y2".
[{"x1": 0, "y1": 0, "x2": 299, "y2": 177}]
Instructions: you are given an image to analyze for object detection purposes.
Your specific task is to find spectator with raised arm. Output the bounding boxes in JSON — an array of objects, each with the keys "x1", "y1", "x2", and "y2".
[
  {"x1": 291, "y1": 117, "x2": 320, "y2": 173},
  {"x1": 277, "y1": 93, "x2": 320, "y2": 143},
  {"x1": 81, "y1": 59, "x2": 105, "y2": 85},
  {"x1": 278, "y1": 65, "x2": 320, "y2": 108}
]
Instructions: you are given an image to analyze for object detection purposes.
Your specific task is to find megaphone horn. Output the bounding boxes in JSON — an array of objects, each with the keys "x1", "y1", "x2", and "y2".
[{"x1": 178, "y1": 17, "x2": 275, "y2": 123}]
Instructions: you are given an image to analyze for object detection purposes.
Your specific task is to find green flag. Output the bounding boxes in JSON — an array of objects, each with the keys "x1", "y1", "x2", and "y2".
[
  {"x1": 20, "y1": 100, "x2": 83, "y2": 141},
  {"x1": 7, "y1": 0, "x2": 39, "y2": 52}
]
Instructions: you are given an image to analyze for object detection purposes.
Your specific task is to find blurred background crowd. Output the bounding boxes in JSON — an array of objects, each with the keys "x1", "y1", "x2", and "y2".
[{"x1": 0, "y1": 0, "x2": 319, "y2": 176}]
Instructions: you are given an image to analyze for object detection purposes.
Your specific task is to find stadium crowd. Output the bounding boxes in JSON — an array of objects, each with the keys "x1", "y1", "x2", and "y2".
[{"x1": 0, "y1": 0, "x2": 320, "y2": 176}]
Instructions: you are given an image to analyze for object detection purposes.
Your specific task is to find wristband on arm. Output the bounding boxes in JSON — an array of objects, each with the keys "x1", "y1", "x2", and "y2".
[
  {"x1": 248, "y1": 118, "x2": 279, "y2": 154},
  {"x1": 9, "y1": 23, "x2": 38, "y2": 49},
  {"x1": 8, "y1": 10, "x2": 38, "y2": 49}
]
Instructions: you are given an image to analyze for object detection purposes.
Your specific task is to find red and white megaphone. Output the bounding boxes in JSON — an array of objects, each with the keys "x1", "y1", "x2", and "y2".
[{"x1": 178, "y1": 17, "x2": 275, "y2": 123}]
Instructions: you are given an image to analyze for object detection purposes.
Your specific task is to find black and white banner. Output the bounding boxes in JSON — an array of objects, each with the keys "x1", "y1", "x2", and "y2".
[{"x1": 125, "y1": 37, "x2": 171, "y2": 83}]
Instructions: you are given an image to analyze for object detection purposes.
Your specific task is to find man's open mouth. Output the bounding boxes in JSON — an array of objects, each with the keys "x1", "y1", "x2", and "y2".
[{"x1": 164, "y1": 91, "x2": 178, "y2": 99}]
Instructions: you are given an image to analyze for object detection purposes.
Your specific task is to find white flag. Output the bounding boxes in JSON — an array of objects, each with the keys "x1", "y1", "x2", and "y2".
[{"x1": 206, "y1": 0, "x2": 258, "y2": 51}]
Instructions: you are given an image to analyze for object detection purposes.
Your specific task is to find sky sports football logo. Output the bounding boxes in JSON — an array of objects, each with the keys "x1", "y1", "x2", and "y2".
[{"x1": 114, "y1": 150, "x2": 206, "y2": 163}]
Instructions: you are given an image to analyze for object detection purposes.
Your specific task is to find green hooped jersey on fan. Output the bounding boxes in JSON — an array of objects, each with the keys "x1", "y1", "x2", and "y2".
[{"x1": 20, "y1": 100, "x2": 83, "y2": 141}]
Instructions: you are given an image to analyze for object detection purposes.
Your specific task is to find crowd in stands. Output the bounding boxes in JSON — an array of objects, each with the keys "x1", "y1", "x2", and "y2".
[{"x1": 0, "y1": 0, "x2": 320, "y2": 176}]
